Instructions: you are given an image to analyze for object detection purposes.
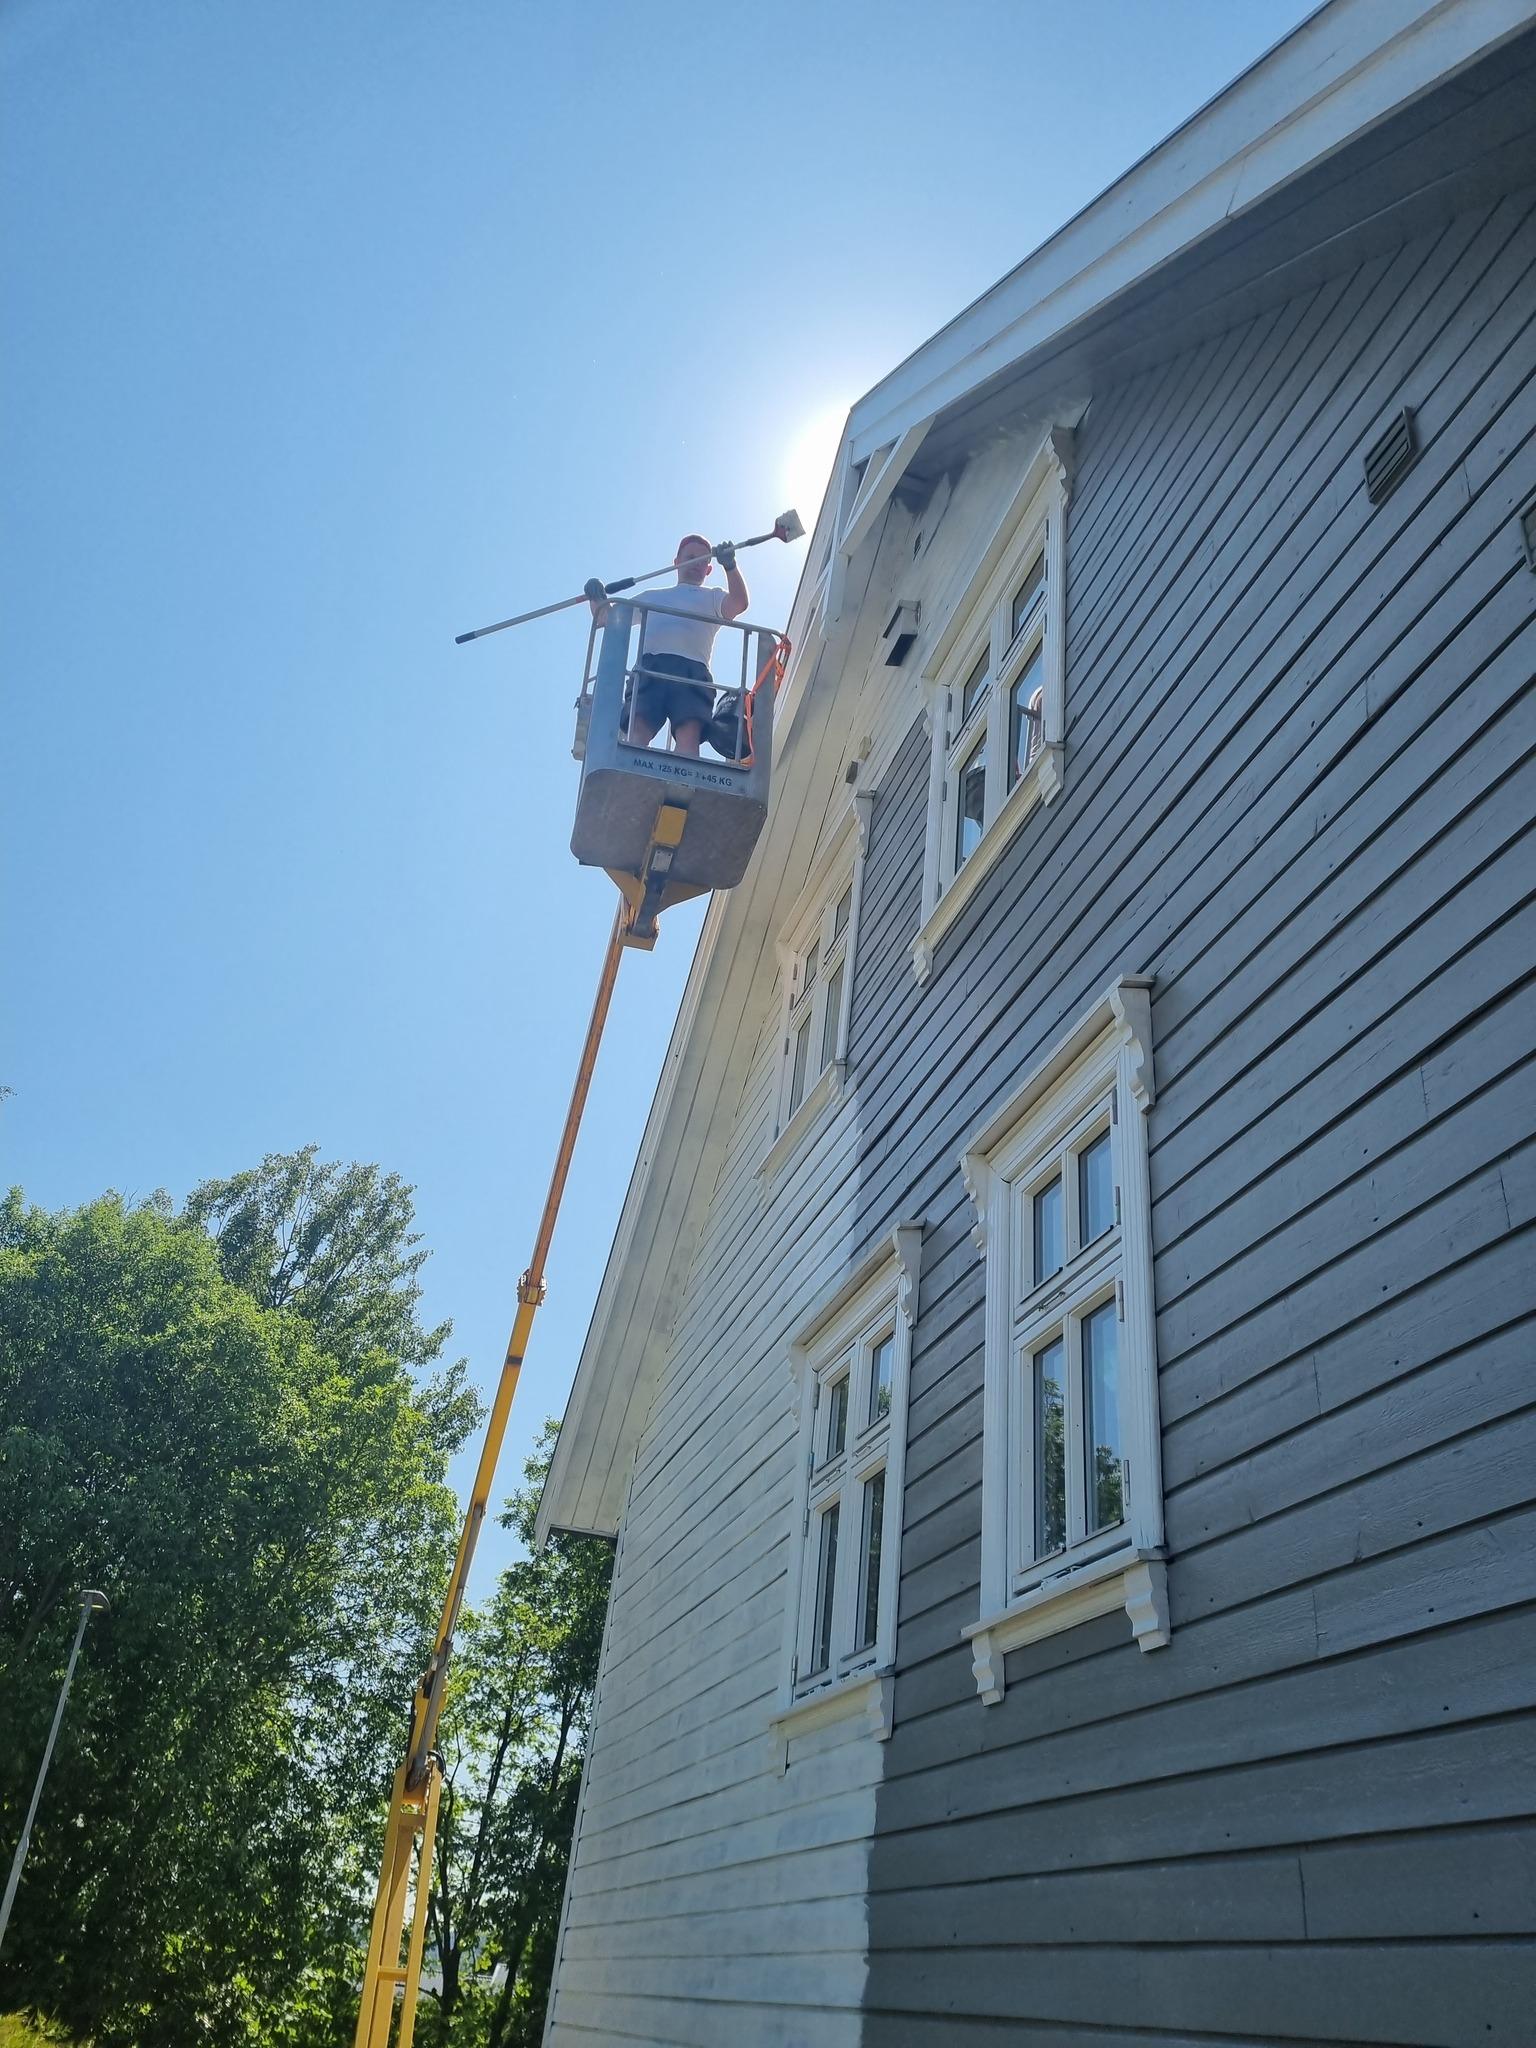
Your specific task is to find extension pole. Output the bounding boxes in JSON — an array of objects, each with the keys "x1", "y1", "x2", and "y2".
[
  {"x1": 454, "y1": 508, "x2": 804, "y2": 645},
  {"x1": 353, "y1": 908, "x2": 628, "y2": 2048},
  {"x1": 0, "y1": 1591, "x2": 109, "y2": 1958}
]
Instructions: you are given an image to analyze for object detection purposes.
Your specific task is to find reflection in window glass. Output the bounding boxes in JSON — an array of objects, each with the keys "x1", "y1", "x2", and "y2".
[
  {"x1": 1034, "y1": 1338, "x2": 1065, "y2": 1557},
  {"x1": 857, "y1": 1471, "x2": 884, "y2": 1649},
  {"x1": 1011, "y1": 553, "x2": 1045, "y2": 639},
  {"x1": 811, "y1": 1504, "x2": 840, "y2": 1672},
  {"x1": 1033, "y1": 1177, "x2": 1063, "y2": 1283},
  {"x1": 833, "y1": 885, "x2": 852, "y2": 940},
  {"x1": 956, "y1": 737, "x2": 986, "y2": 867},
  {"x1": 1008, "y1": 646, "x2": 1044, "y2": 789},
  {"x1": 869, "y1": 1334, "x2": 894, "y2": 1423},
  {"x1": 821, "y1": 959, "x2": 844, "y2": 1072},
  {"x1": 801, "y1": 940, "x2": 819, "y2": 995},
  {"x1": 1080, "y1": 1130, "x2": 1114, "y2": 1244},
  {"x1": 961, "y1": 652, "x2": 990, "y2": 723},
  {"x1": 788, "y1": 1016, "x2": 811, "y2": 1116},
  {"x1": 825, "y1": 1375, "x2": 849, "y2": 1461},
  {"x1": 1083, "y1": 1302, "x2": 1124, "y2": 1533}
]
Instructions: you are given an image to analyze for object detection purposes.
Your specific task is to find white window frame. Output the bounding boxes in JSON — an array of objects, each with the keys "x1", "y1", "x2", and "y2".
[
  {"x1": 772, "y1": 1223, "x2": 922, "y2": 1760},
  {"x1": 913, "y1": 427, "x2": 1072, "y2": 985},
  {"x1": 959, "y1": 976, "x2": 1169, "y2": 1704},
  {"x1": 761, "y1": 794, "x2": 872, "y2": 1179}
]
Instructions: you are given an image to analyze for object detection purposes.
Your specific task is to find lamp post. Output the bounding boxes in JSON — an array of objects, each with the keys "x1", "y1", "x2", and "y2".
[{"x1": 0, "y1": 1588, "x2": 110, "y2": 1956}]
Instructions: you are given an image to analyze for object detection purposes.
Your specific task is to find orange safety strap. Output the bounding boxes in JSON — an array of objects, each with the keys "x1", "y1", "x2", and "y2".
[{"x1": 735, "y1": 632, "x2": 790, "y2": 769}]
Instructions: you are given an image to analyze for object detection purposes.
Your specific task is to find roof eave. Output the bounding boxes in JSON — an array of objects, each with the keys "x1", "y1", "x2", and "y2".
[{"x1": 846, "y1": 0, "x2": 1535, "y2": 464}]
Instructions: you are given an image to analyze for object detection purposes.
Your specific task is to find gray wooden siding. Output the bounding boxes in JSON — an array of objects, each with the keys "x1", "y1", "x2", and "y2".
[{"x1": 856, "y1": 187, "x2": 1536, "y2": 2045}]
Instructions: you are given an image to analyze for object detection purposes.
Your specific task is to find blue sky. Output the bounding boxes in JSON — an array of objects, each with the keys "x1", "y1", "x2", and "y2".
[{"x1": 3, "y1": 0, "x2": 1314, "y2": 1597}]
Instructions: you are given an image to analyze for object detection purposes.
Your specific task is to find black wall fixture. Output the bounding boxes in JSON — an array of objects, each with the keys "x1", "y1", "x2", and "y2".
[{"x1": 1364, "y1": 407, "x2": 1419, "y2": 505}]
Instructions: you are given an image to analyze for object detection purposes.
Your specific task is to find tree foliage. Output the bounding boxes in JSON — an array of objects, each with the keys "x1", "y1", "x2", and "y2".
[
  {"x1": 185, "y1": 1146, "x2": 458, "y2": 1381},
  {"x1": 0, "y1": 1156, "x2": 478, "y2": 2044}
]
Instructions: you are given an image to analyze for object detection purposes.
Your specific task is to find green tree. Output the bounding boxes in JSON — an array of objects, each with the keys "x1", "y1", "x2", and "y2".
[
  {"x1": 186, "y1": 1146, "x2": 481, "y2": 2027},
  {"x1": 0, "y1": 1158, "x2": 477, "y2": 2045},
  {"x1": 420, "y1": 1424, "x2": 613, "y2": 2048}
]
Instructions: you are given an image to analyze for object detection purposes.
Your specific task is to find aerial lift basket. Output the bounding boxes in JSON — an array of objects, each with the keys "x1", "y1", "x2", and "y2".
[{"x1": 570, "y1": 598, "x2": 784, "y2": 946}]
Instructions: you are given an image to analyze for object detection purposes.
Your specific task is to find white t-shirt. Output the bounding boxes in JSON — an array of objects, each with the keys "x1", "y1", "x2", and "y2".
[{"x1": 639, "y1": 583, "x2": 727, "y2": 668}]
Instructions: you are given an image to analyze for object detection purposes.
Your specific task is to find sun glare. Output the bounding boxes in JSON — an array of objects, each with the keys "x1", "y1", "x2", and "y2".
[{"x1": 781, "y1": 401, "x2": 850, "y2": 533}]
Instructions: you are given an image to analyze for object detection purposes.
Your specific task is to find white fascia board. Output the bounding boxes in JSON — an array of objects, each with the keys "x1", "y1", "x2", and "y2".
[
  {"x1": 535, "y1": 896, "x2": 727, "y2": 1545},
  {"x1": 846, "y1": 0, "x2": 1536, "y2": 464}
]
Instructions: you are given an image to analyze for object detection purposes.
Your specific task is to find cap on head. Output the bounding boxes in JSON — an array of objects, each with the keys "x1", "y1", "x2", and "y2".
[{"x1": 675, "y1": 533, "x2": 711, "y2": 561}]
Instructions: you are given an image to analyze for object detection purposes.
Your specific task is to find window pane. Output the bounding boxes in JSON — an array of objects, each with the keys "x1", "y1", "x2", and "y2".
[
  {"x1": 1080, "y1": 1130, "x2": 1114, "y2": 1245},
  {"x1": 1033, "y1": 1176, "x2": 1063, "y2": 1283},
  {"x1": 857, "y1": 1470, "x2": 885, "y2": 1650},
  {"x1": 801, "y1": 940, "x2": 819, "y2": 995},
  {"x1": 1011, "y1": 553, "x2": 1045, "y2": 638},
  {"x1": 1034, "y1": 1338, "x2": 1066, "y2": 1557},
  {"x1": 1083, "y1": 1301, "x2": 1124, "y2": 1534},
  {"x1": 833, "y1": 884, "x2": 852, "y2": 940},
  {"x1": 868, "y1": 1333, "x2": 894, "y2": 1423},
  {"x1": 955, "y1": 736, "x2": 986, "y2": 867},
  {"x1": 811, "y1": 1503, "x2": 840, "y2": 1672},
  {"x1": 825, "y1": 1374, "x2": 849, "y2": 1462},
  {"x1": 821, "y1": 958, "x2": 844, "y2": 1072},
  {"x1": 961, "y1": 652, "x2": 990, "y2": 723},
  {"x1": 1007, "y1": 646, "x2": 1044, "y2": 789},
  {"x1": 788, "y1": 1015, "x2": 811, "y2": 1115}
]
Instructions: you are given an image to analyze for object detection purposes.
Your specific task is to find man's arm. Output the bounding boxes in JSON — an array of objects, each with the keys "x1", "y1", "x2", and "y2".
[{"x1": 716, "y1": 544, "x2": 749, "y2": 621}]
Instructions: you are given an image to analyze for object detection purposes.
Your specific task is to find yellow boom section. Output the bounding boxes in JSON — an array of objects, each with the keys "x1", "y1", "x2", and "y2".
[{"x1": 353, "y1": 906, "x2": 627, "y2": 2047}]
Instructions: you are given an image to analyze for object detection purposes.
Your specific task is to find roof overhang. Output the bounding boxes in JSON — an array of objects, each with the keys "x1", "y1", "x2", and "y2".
[
  {"x1": 536, "y1": 0, "x2": 1536, "y2": 1545},
  {"x1": 847, "y1": 0, "x2": 1536, "y2": 471}
]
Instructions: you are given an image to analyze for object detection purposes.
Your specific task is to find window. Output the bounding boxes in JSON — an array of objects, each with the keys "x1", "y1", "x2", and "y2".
[
  {"x1": 940, "y1": 543, "x2": 1047, "y2": 884},
  {"x1": 868, "y1": 1331, "x2": 894, "y2": 1423},
  {"x1": 960, "y1": 977, "x2": 1169, "y2": 1704},
  {"x1": 914, "y1": 428, "x2": 1072, "y2": 984},
  {"x1": 1006, "y1": 1101, "x2": 1125, "y2": 1586},
  {"x1": 783, "y1": 878, "x2": 852, "y2": 1123},
  {"x1": 799, "y1": 1304, "x2": 899, "y2": 1684},
  {"x1": 765, "y1": 797, "x2": 873, "y2": 1174},
  {"x1": 777, "y1": 1225, "x2": 922, "y2": 1747}
]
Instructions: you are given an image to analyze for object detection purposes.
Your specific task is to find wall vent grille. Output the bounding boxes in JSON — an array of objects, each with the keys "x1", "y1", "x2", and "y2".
[
  {"x1": 1365, "y1": 408, "x2": 1419, "y2": 505},
  {"x1": 882, "y1": 600, "x2": 920, "y2": 667}
]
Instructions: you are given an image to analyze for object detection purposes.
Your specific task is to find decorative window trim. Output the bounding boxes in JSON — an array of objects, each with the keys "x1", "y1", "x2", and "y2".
[
  {"x1": 958, "y1": 974, "x2": 1167, "y2": 1703},
  {"x1": 768, "y1": 1670, "x2": 895, "y2": 1770},
  {"x1": 775, "y1": 1222, "x2": 922, "y2": 1762},
  {"x1": 760, "y1": 793, "x2": 873, "y2": 1180},
  {"x1": 965, "y1": 1550, "x2": 1169, "y2": 1706},
  {"x1": 913, "y1": 428, "x2": 1072, "y2": 986}
]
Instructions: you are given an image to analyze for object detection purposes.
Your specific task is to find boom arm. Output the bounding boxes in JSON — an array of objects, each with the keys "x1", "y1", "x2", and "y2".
[{"x1": 353, "y1": 908, "x2": 627, "y2": 2048}]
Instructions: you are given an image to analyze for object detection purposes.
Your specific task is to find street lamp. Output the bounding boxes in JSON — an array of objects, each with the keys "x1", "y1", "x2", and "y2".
[{"x1": 0, "y1": 1588, "x2": 110, "y2": 1956}]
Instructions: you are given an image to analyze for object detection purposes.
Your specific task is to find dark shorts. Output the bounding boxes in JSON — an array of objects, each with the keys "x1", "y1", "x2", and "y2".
[{"x1": 629, "y1": 654, "x2": 715, "y2": 736}]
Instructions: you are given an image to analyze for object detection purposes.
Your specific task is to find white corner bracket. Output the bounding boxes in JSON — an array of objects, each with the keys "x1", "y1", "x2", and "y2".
[
  {"x1": 965, "y1": 1550, "x2": 1170, "y2": 1706},
  {"x1": 768, "y1": 1669, "x2": 895, "y2": 1773}
]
